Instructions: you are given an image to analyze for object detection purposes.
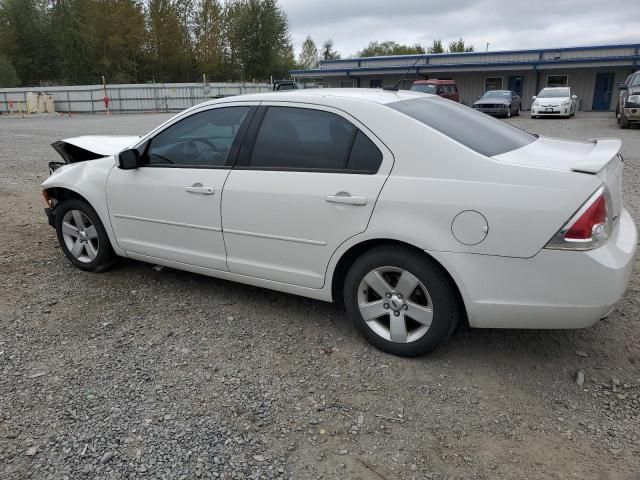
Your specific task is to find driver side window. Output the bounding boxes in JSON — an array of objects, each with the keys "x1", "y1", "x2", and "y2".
[{"x1": 143, "y1": 106, "x2": 250, "y2": 168}]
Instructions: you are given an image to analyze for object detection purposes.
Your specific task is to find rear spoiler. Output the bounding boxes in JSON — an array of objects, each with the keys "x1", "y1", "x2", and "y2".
[{"x1": 571, "y1": 138, "x2": 622, "y2": 174}]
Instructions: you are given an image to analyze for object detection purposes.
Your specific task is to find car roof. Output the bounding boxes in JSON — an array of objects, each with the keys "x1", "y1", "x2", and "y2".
[
  {"x1": 199, "y1": 88, "x2": 431, "y2": 107},
  {"x1": 540, "y1": 87, "x2": 570, "y2": 90}
]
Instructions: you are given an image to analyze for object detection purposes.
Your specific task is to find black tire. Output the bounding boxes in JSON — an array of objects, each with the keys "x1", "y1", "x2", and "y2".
[
  {"x1": 343, "y1": 246, "x2": 462, "y2": 357},
  {"x1": 515, "y1": 104, "x2": 521, "y2": 116},
  {"x1": 620, "y1": 111, "x2": 630, "y2": 129},
  {"x1": 531, "y1": 115, "x2": 537, "y2": 119},
  {"x1": 54, "y1": 198, "x2": 116, "y2": 272}
]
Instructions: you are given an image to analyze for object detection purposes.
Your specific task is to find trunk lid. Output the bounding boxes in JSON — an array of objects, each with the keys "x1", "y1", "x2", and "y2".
[
  {"x1": 493, "y1": 136, "x2": 623, "y2": 218},
  {"x1": 51, "y1": 135, "x2": 140, "y2": 163}
]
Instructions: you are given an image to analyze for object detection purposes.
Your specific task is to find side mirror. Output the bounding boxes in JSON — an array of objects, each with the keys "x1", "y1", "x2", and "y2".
[
  {"x1": 119, "y1": 148, "x2": 140, "y2": 170},
  {"x1": 532, "y1": 96, "x2": 537, "y2": 100},
  {"x1": 571, "y1": 94, "x2": 578, "y2": 100},
  {"x1": 618, "y1": 83, "x2": 628, "y2": 90}
]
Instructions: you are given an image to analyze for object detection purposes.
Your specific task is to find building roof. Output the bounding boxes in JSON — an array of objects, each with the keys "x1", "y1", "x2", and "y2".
[{"x1": 290, "y1": 43, "x2": 640, "y2": 77}]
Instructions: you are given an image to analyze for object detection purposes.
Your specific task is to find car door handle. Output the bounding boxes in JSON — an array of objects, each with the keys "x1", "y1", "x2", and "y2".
[
  {"x1": 184, "y1": 185, "x2": 215, "y2": 195},
  {"x1": 326, "y1": 193, "x2": 367, "y2": 206}
]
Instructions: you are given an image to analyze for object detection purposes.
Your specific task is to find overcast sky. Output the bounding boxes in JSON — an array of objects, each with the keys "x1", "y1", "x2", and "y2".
[{"x1": 280, "y1": 0, "x2": 640, "y2": 58}]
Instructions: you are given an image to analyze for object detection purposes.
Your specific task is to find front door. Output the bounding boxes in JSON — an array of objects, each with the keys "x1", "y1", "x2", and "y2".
[
  {"x1": 221, "y1": 104, "x2": 393, "y2": 288},
  {"x1": 107, "y1": 104, "x2": 254, "y2": 270},
  {"x1": 508, "y1": 76, "x2": 523, "y2": 97},
  {"x1": 593, "y1": 73, "x2": 615, "y2": 111}
]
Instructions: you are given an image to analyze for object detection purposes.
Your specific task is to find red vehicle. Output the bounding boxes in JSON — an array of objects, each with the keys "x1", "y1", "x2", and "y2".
[{"x1": 410, "y1": 79, "x2": 459, "y2": 102}]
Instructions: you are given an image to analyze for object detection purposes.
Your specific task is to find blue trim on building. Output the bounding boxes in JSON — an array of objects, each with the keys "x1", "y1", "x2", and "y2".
[
  {"x1": 290, "y1": 54, "x2": 640, "y2": 77},
  {"x1": 318, "y1": 43, "x2": 640, "y2": 65},
  {"x1": 290, "y1": 43, "x2": 640, "y2": 77}
]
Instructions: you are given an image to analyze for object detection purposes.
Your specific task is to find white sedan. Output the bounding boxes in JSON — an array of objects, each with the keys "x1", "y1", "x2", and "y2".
[
  {"x1": 42, "y1": 89, "x2": 636, "y2": 357},
  {"x1": 531, "y1": 87, "x2": 579, "y2": 118}
]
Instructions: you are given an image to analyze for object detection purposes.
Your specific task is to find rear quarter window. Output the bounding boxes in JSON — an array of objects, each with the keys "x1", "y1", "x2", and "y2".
[{"x1": 388, "y1": 97, "x2": 535, "y2": 157}]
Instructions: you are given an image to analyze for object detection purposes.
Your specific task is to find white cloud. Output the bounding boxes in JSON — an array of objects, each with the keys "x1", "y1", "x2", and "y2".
[{"x1": 279, "y1": 0, "x2": 640, "y2": 57}]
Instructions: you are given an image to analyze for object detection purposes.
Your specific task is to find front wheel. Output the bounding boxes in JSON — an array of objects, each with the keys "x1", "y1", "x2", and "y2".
[
  {"x1": 343, "y1": 246, "x2": 462, "y2": 357},
  {"x1": 54, "y1": 198, "x2": 116, "y2": 272},
  {"x1": 620, "y1": 111, "x2": 630, "y2": 129}
]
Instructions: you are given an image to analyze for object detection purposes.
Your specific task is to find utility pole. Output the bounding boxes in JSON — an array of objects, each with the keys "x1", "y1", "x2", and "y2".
[{"x1": 486, "y1": 43, "x2": 490, "y2": 52}]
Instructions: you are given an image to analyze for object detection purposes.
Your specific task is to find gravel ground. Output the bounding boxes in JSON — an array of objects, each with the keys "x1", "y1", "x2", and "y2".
[{"x1": 0, "y1": 111, "x2": 639, "y2": 480}]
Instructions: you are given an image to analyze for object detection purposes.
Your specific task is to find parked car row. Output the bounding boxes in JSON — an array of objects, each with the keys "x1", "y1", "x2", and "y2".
[{"x1": 410, "y1": 79, "x2": 580, "y2": 120}]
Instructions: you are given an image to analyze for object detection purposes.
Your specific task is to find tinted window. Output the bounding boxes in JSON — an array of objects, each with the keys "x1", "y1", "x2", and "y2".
[
  {"x1": 145, "y1": 107, "x2": 249, "y2": 167},
  {"x1": 388, "y1": 97, "x2": 535, "y2": 157},
  {"x1": 347, "y1": 131, "x2": 383, "y2": 172},
  {"x1": 250, "y1": 107, "x2": 356, "y2": 170}
]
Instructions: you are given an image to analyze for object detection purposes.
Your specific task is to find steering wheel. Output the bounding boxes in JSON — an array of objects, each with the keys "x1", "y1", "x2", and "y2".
[{"x1": 185, "y1": 138, "x2": 225, "y2": 165}]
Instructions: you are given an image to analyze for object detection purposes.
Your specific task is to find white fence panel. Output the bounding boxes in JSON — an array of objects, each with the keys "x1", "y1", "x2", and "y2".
[{"x1": 0, "y1": 82, "x2": 271, "y2": 114}]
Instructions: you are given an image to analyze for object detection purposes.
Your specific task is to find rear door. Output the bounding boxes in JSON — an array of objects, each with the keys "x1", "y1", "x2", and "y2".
[{"x1": 221, "y1": 103, "x2": 393, "y2": 288}]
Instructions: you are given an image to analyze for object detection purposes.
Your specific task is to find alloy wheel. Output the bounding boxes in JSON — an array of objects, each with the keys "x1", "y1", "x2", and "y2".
[
  {"x1": 61, "y1": 209, "x2": 99, "y2": 263},
  {"x1": 357, "y1": 266, "x2": 433, "y2": 343}
]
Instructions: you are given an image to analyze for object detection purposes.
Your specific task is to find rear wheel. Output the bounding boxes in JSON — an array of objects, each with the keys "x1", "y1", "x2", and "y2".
[
  {"x1": 515, "y1": 104, "x2": 521, "y2": 116},
  {"x1": 55, "y1": 198, "x2": 116, "y2": 272},
  {"x1": 343, "y1": 246, "x2": 461, "y2": 357}
]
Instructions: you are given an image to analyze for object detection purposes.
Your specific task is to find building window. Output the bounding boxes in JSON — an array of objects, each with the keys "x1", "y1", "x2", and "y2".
[
  {"x1": 370, "y1": 79, "x2": 382, "y2": 88},
  {"x1": 547, "y1": 75, "x2": 568, "y2": 87},
  {"x1": 340, "y1": 80, "x2": 355, "y2": 88},
  {"x1": 484, "y1": 77, "x2": 503, "y2": 91}
]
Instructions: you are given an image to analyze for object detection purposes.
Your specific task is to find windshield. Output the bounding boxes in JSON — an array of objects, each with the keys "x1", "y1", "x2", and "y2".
[
  {"x1": 388, "y1": 96, "x2": 535, "y2": 157},
  {"x1": 538, "y1": 88, "x2": 570, "y2": 98},
  {"x1": 482, "y1": 91, "x2": 511, "y2": 99},
  {"x1": 410, "y1": 84, "x2": 436, "y2": 94}
]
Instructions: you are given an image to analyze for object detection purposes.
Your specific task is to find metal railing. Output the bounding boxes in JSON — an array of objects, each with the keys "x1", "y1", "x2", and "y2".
[{"x1": 0, "y1": 82, "x2": 272, "y2": 114}]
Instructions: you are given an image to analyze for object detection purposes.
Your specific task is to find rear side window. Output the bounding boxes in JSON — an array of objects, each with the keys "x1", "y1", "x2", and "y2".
[
  {"x1": 248, "y1": 107, "x2": 382, "y2": 173},
  {"x1": 347, "y1": 131, "x2": 383, "y2": 172},
  {"x1": 388, "y1": 97, "x2": 535, "y2": 156}
]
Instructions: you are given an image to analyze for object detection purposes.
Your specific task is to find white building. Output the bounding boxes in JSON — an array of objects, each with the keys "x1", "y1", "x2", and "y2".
[{"x1": 290, "y1": 43, "x2": 640, "y2": 111}]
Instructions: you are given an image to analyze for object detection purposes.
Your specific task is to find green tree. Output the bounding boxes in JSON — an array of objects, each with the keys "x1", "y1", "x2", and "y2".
[
  {"x1": 448, "y1": 38, "x2": 474, "y2": 53},
  {"x1": 321, "y1": 38, "x2": 340, "y2": 61},
  {"x1": 51, "y1": 0, "x2": 98, "y2": 83},
  {"x1": 225, "y1": 0, "x2": 294, "y2": 80},
  {"x1": 427, "y1": 39, "x2": 444, "y2": 54},
  {"x1": 146, "y1": 0, "x2": 191, "y2": 81},
  {"x1": 93, "y1": 0, "x2": 147, "y2": 83},
  {"x1": 0, "y1": 0, "x2": 55, "y2": 85},
  {"x1": 358, "y1": 41, "x2": 424, "y2": 57},
  {"x1": 194, "y1": 0, "x2": 225, "y2": 80},
  {"x1": 0, "y1": 55, "x2": 20, "y2": 86},
  {"x1": 297, "y1": 36, "x2": 319, "y2": 69}
]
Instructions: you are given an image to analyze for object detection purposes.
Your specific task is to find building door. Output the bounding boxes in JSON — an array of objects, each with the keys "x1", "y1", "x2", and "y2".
[
  {"x1": 592, "y1": 73, "x2": 615, "y2": 110},
  {"x1": 508, "y1": 76, "x2": 524, "y2": 97}
]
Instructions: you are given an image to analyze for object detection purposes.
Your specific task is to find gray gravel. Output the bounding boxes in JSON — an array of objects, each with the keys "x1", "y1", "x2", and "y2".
[{"x1": 1, "y1": 111, "x2": 639, "y2": 479}]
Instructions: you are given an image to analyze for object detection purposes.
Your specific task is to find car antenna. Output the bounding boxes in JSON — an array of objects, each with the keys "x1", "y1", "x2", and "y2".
[{"x1": 383, "y1": 53, "x2": 425, "y2": 91}]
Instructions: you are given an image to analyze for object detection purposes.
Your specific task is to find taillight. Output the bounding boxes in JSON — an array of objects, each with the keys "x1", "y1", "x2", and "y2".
[{"x1": 545, "y1": 186, "x2": 611, "y2": 251}]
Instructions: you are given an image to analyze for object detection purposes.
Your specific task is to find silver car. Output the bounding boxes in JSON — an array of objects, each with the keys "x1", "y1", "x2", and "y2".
[{"x1": 472, "y1": 90, "x2": 521, "y2": 117}]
